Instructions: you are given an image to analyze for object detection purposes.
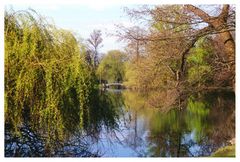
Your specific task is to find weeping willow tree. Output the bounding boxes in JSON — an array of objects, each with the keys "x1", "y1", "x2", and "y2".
[{"x1": 4, "y1": 9, "x2": 97, "y2": 145}]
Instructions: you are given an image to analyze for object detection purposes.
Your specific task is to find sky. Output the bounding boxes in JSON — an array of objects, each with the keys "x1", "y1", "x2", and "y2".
[
  {"x1": 4, "y1": 3, "x2": 226, "y2": 54},
  {"x1": 5, "y1": 4, "x2": 141, "y2": 54}
]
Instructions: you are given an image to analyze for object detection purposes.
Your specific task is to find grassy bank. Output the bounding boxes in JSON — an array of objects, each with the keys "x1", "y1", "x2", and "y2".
[{"x1": 211, "y1": 145, "x2": 235, "y2": 157}]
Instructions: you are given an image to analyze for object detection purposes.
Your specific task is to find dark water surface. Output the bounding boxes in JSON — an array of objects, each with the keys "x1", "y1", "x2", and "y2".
[{"x1": 5, "y1": 89, "x2": 235, "y2": 157}]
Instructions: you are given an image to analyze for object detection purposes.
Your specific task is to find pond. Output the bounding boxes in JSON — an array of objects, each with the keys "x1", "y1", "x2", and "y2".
[{"x1": 5, "y1": 89, "x2": 235, "y2": 157}]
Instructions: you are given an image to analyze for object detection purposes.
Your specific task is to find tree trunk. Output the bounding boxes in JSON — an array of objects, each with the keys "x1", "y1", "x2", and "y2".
[
  {"x1": 185, "y1": 5, "x2": 235, "y2": 62},
  {"x1": 185, "y1": 5, "x2": 235, "y2": 88}
]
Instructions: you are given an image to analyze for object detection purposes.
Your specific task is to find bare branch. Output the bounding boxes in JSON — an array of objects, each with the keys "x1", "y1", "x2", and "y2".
[{"x1": 184, "y1": 5, "x2": 212, "y2": 24}]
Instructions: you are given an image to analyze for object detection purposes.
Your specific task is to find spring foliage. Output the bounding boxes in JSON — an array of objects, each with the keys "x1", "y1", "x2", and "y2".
[
  {"x1": 97, "y1": 50, "x2": 127, "y2": 83},
  {"x1": 4, "y1": 9, "x2": 97, "y2": 141},
  {"x1": 187, "y1": 38, "x2": 214, "y2": 85}
]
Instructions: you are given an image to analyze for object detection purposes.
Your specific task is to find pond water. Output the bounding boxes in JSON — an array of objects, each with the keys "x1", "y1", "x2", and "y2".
[{"x1": 5, "y1": 89, "x2": 235, "y2": 157}]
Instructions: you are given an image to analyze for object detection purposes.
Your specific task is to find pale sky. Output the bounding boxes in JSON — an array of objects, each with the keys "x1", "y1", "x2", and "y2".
[
  {"x1": 5, "y1": 4, "x2": 141, "y2": 54},
  {"x1": 4, "y1": 3, "x2": 234, "y2": 54}
]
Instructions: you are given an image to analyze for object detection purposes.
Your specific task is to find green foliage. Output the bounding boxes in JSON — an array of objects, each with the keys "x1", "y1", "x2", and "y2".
[
  {"x1": 123, "y1": 5, "x2": 223, "y2": 92},
  {"x1": 4, "y1": 9, "x2": 97, "y2": 142},
  {"x1": 97, "y1": 50, "x2": 127, "y2": 83},
  {"x1": 188, "y1": 65, "x2": 212, "y2": 83},
  {"x1": 187, "y1": 38, "x2": 214, "y2": 85},
  {"x1": 123, "y1": 61, "x2": 140, "y2": 88}
]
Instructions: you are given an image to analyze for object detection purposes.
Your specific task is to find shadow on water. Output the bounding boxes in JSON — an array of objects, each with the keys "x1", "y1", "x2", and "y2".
[
  {"x1": 133, "y1": 91, "x2": 234, "y2": 157},
  {"x1": 5, "y1": 89, "x2": 123, "y2": 157},
  {"x1": 5, "y1": 89, "x2": 235, "y2": 157}
]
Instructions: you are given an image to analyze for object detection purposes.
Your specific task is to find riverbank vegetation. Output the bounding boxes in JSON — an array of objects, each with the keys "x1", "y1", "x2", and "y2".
[
  {"x1": 4, "y1": 9, "x2": 119, "y2": 153},
  {"x1": 211, "y1": 144, "x2": 235, "y2": 157},
  {"x1": 4, "y1": 4, "x2": 235, "y2": 157},
  {"x1": 113, "y1": 4, "x2": 235, "y2": 112},
  {"x1": 117, "y1": 5, "x2": 235, "y2": 90},
  {"x1": 97, "y1": 50, "x2": 127, "y2": 83}
]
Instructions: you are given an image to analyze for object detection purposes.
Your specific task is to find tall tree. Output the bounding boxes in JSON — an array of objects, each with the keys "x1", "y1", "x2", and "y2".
[
  {"x1": 117, "y1": 5, "x2": 235, "y2": 89},
  {"x1": 4, "y1": 9, "x2": 99, "y2": 144},
  {"x1": 87, "y1": 30, "x2": 103, "y2": 68}
]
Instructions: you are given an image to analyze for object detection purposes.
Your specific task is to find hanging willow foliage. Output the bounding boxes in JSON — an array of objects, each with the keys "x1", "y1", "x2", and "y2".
[{"x1": 4, "y1": 9, "x2": 97, "y2": 143}]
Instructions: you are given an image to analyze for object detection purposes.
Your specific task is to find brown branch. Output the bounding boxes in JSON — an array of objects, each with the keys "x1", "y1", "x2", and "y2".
[
  {"x1": 219, "y1": 4, "x2": 230, "y2": 20},
  {"x1": 179, "y1": 26, "x2": 213, "y2": 79},
  {"x1": 184, "y1": 5, "x2": 213, "y2": 24}
]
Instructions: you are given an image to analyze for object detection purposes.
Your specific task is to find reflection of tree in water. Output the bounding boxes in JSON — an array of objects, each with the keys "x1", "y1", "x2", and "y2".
[
  {"x1": 118, "y1": 91, "x2": 150, "y2": 156},
  {"x1": 206, "y1": 92, "x2": 235, "y2": 144},
  {"x1": 5, "y1": 123, "x2": 101, "y2": 157},
  {"x1": 5, "y1": 89, "x2": 234, "y2": 157},
  {"x1": 146, "y1": 108, "x2": 190, "y2": 157},
  {"x1": 5, "y1": 123, "x2": 45, "y2": 157},
  {"x1": 195, "y1": 91, "x2": 235, "y2": 156},
  {"x1": 5, "y1": 90, "x2": 122, "y2": 157},
  {"x1": 146, "y1": 91, "x2": 235, "y2": 157}
]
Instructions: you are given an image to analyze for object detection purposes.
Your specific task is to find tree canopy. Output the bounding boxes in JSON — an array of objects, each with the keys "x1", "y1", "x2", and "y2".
[
  {"x1": 97, "y1": 50, "x2": 127, "y2": 83},
  {"x1": 117, "y1": 5, "x2": 235, "y2": 90},
  {"x1": 4, "y1": 9, "x2": 98, "y2": 143}
]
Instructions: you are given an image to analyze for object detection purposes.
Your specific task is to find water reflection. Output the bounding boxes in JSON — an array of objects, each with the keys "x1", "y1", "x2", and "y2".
[
  {"x1": 5, "y1": 90, "x2": 122, "y2": 157},
  {"x1": 145, "y1": 91, "x2": 235, "y2": 157},
  {"x1": 5, "y1": 90, "x2": 235, "y2": 157}
]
